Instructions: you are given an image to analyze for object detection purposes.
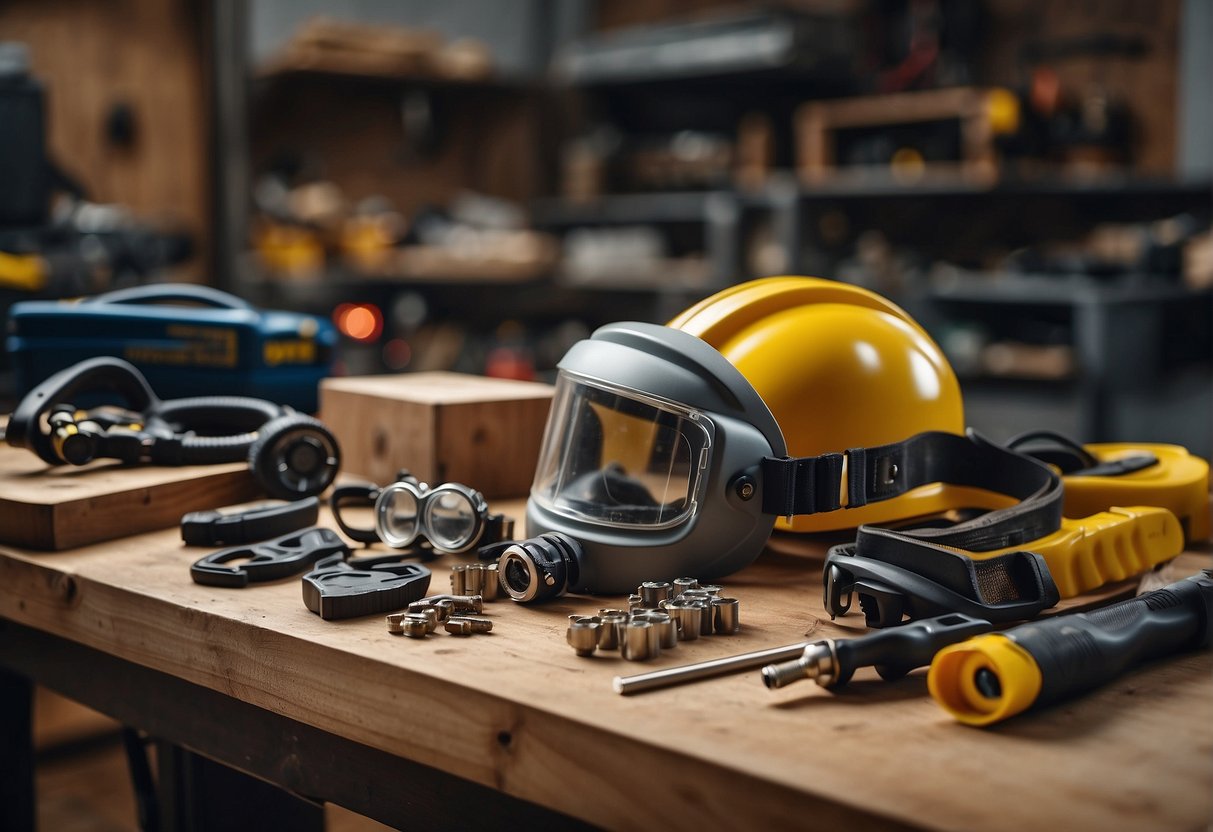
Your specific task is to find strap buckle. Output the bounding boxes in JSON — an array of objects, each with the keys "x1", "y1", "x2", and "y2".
[{"x1": 760, "y1": 453, "x2": 845, "y2": 519}]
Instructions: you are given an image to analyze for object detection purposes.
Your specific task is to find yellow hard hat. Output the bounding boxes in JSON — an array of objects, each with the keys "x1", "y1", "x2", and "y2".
[
  {"x1": 669, "y1": 275, "x2": 976, "y2": 532},
  {"x1": 523, "y1": 275, "x2": 1190, "y2": 612}
]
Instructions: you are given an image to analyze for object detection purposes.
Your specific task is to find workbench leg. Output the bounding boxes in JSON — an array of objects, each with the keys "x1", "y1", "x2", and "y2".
[
  {"x1": 155, "y1": 742, "x2": 323, "y2": 832},
  {"x1": 0, "y1": 668, "x2": 35, "y2": 832}
]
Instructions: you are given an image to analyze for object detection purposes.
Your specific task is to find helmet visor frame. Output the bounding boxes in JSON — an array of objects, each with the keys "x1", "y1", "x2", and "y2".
[{"x1": 530, "y1": 371, "x2": 714, "y2": 532}]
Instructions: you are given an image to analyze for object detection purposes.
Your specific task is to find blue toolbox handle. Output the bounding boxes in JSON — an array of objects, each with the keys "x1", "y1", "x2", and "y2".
[{"x1": 80, "y1": 284, "x2": 253, "y2": 311}]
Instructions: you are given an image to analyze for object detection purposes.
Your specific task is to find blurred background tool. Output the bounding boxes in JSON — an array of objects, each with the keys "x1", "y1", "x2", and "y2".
[{"x1": 7, "y1": 284, "x2": 334, "y2": 413}]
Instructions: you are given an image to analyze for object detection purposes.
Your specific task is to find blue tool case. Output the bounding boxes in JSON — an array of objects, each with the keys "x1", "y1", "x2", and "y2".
[{"x1": 7, "y1": 284, "x2": 335, "y2": 412}]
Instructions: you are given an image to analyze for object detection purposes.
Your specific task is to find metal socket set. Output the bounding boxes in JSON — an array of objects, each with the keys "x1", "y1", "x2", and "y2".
[
  {"x1": 565, "y1": 578, "x2": 741, "y2": 661},
  {"x1": 387, "y1": 594, "x2": 490, "y2": 639},
  {"x1": 449, "y1": 562, "x2": 501, "y2": 601}
]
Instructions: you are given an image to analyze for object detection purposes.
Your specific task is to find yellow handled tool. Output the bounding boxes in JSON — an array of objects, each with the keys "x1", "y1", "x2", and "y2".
[{"x1": 928, "y1": 569, "x2": 1213, "y2": 726}]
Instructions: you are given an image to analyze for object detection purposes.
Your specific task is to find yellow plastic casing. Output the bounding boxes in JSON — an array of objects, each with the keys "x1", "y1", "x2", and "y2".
[
  {"x1": 669, "y1": 276, "x2": 966, "y2": 533},
  {"x1": 253, "y1": 221, "x2": 325, "y2": 276},
  {"x1": 985, "y1": 88, "x2": 1021, "y2": 135},
  {"x1": 1061, "y1": 443, "x2": 1210, "y2": 543},
  {"x1": 928, "y1": 634, "x2": 1042, "y2": 726},
  {"x1": 962, "y1": 505, "x2": 1184, "y2": 598},
  {"x1": 0, "y1": 251, "x2": 48, "y2": 292}
]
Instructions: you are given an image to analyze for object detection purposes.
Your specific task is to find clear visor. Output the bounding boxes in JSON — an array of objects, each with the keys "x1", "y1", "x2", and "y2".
[{"x1": 530, "y1": 372, "x2": 714, "y2": 530}]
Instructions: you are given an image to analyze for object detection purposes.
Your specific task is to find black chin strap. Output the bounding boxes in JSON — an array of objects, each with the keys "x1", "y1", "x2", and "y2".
[
  {"x1": 762, "y1": 430, "x2": 1066, "y2": 627},
  {"x1": 762, "y1": 430, "x2": 1064, "y2": 549}
]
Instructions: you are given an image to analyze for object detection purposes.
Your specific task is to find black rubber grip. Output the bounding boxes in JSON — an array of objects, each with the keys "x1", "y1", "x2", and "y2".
[
  {"x1": 834, "y1": 613, "x2": 993, "y2": 686},
  {"x1": 181, "y1": 497, "x2": 320, "y2": 547},
  {"x1": 1008, "y1": 571, "x2": 1213, "y2": 707}
]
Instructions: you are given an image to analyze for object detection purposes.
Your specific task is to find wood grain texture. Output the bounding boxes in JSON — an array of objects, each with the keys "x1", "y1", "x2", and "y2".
[
  {"x1": 250, "y1": 74, "x2": 545, "y2": 218},
  {"x1": 319, "y1": 373, "x2": 553, "y2": 497},
  {"x1": 0, "y1": 443, "x2": 262, "y2": 550},
  {"x1": 0, "y1": 0, "x2": 210, "y2": 272},
  {"x1": 0, "y1": 495, "x2": 1209, "y2": 831},
  {"x1": 796, "y1": 88, "x2": 1001, "y2": 185},
  {"x1": 981, "y1": 0, "x2": 1180, "y2": 174}
]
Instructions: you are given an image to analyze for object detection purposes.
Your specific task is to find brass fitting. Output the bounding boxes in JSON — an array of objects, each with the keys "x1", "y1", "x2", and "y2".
[
  {"x1": 445, "y1": 616, "x2": 493, "y2": 636},
  {"x1": 387, "y1": 612, "x2": 435, "y2": 638}
]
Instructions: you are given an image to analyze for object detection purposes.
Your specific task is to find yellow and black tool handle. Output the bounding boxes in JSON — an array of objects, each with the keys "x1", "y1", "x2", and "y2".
[{"x1": 928, "y1": 569, "x2": 1213, "y2": 725}]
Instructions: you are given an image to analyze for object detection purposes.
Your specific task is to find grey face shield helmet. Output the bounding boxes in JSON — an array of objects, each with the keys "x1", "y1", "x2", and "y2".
[{"x1": 525, "y1": 321, "x2": 786, "y2": 594}]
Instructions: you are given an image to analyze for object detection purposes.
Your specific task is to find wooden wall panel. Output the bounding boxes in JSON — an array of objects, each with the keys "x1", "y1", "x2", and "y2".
[
  {"x1": 592, "y1": 0, "x2": 1182, "y2": 175},
  {"x1": 250, "y1": 76, "x2": 542, "y2": 215},
  {"x1": 982, "y1": 0, "x2": 1181, "y2": 173},
  {"x1": 0, "y1": 0, "x2": 210, "y2": 272}
]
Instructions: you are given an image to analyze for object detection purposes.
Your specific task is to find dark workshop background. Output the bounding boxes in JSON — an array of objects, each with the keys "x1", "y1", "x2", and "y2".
[{"x1": 0, "y1": 1, "x2": 1210, "y2": 829}]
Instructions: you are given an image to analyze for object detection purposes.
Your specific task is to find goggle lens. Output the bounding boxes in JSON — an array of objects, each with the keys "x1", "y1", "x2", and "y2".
[
  {"x1": 425, "y1": 489, "x2": 479, "y2": 551},
  {"x1": 379, "y1": 485, "x2": 421, "y2": 547},
  {"x1": 370, "y1": 480, "x2": 487, "y2": 553}
]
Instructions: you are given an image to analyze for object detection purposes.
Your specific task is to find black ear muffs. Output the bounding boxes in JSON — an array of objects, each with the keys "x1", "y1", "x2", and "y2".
[{"x1": 248, "y1": 414, "x2": 341, "y2": 500}]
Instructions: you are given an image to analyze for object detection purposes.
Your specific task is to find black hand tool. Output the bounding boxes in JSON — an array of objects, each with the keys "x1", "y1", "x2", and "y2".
[
  {"x1": 181, "y1": 497, "x2": 320, "y2": 547},
  {"x1": 302, "y1": 553, "x2": 432, "y2": 620},
  {"x1": 190, "y1": 527, "x2": 348, "y2": 588},
  {"x1": 929, "y1": 569, "x2": 1213, "y2": 725},
  {"x1": 613, "y1": 613, "x2": 991, "y2": 695},
  {"x1": 761, "y1": 613, "x2": 993, "y2": 690}
]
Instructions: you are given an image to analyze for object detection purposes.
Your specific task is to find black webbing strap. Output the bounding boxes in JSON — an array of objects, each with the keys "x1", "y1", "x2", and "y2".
[
  {"x1": 760, "y1": 453, "x2": 844, "y2": 516},
  {"x1": 794, "y1": 430, "x2": 1069, "y2": 627},
  {"x1": 763, "y1": 430, "x2": 1064, "y2": 553}
]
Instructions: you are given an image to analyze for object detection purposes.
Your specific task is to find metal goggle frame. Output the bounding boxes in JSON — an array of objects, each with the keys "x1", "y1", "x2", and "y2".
[{"x1": 331, "y1": 471, "x2": 512, "y2": 555}]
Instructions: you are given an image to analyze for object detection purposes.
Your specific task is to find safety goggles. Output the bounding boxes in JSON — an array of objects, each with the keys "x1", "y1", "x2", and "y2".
[{"x1": 330, "y1": 471, "x2": 513, "y2": 554}]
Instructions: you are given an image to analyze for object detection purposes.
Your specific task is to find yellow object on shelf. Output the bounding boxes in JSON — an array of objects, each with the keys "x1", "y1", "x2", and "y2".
[{"x1": 0, "y1": 251, "x2": 47, "y2": 292}]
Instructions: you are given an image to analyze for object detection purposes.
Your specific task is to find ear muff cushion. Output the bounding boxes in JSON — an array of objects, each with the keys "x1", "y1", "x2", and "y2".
[{"x1": 247, "y1": 414, "x2": 341, "y2": 500}]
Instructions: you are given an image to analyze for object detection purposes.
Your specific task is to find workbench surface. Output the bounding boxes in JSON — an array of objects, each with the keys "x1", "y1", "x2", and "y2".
[{"x1": 1, "y1": 498, "x2": 1209, "y2": 831}]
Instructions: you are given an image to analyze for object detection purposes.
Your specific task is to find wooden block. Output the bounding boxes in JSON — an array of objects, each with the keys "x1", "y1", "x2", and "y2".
[
  {"x1": 320, "y1": 372, "x2": 553, "y2": 498},
  {"x1": 0, "y1": 444, "x2": 262, "y2": 551}
]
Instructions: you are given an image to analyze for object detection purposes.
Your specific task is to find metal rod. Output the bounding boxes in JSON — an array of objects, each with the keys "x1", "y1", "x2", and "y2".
[{"x1": 612, "y1": 642, "x2": 812, "y2": 695}]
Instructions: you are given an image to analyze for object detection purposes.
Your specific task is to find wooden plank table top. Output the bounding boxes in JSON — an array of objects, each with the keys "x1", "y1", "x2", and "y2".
[
  {"x1": 0, "y1": 439, "x2": 261, "y2": 550},
  {"x1": 0, "y1": 497, "x2": 1210, "y2": 832}
]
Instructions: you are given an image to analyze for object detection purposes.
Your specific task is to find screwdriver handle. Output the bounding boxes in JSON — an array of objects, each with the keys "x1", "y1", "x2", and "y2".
[
  {"x1": 835, "y1": 613, "x2": 992, "y2": 685},
  {"x1": 929, "y1": 569, "x2": 1213, "y2": 725},
  {"x1": 762, "y1": 614, "x2": 992, "y2": 690}
]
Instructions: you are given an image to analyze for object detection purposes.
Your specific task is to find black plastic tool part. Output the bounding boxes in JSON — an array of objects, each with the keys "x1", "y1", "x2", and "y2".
[
  {"x1": 6, "y1": 356, "x2": 158, "y2": 465},
  {"x1": 181, "y1": 497, "x2": 321, "y2": 547},
  {"x1": 329, "y1": 482, "x2": 386, "y2": 545},
  {"x1": 831, "y1": 613, "x2": 993, "y2": 687},
  {"x1": 190, "y1": 527, "x2": 348, "y2": 588},
  {"x1": 1006, "y1": 569, "x2": 1213, "y2": 709},
  {"x1": 823, "y1": 546, "x2": 1060, "y2": 627},
  {"x1": 1006, "y1": 429, "x2": 1159, "y2": 477},
  {"x1": 247, "y1": 415, "x2": 341, "y2": 500},
  {"x1": 301, "y1": 554, "x2": 432, "y2": 620}
]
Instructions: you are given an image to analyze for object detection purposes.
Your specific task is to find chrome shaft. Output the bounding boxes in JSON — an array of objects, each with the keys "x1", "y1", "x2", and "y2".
[{"x1": 612, "y1": 641, "x2": 812, "y2": 695}]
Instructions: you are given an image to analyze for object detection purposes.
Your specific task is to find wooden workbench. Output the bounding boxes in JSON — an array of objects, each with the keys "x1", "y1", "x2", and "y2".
[{"x1": 0, "y1": 498, "x2": 1210, "y2": 831}]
